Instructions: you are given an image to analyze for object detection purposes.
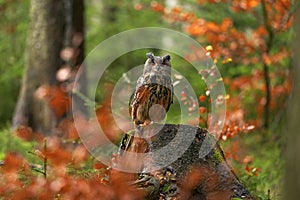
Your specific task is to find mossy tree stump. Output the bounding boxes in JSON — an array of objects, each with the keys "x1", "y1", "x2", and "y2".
[{"x1": 117, "y1": 124, "x2": 254, "y2": 200}]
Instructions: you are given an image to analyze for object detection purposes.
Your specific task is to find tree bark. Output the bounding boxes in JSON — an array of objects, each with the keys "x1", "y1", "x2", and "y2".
[
  {"x1": 117, "y1": 124, "x2": 254, "y2": 200},
  {"x1": 12, "y1": 0, "x2": 86, "y2": 133},
  {"x1": 12, "y1": 0, "x2": 65, "y2": 133},
  {"x1": 285, "y1": 10, "x2": 300, "y2": 199},
  {"x1": 63, "y1": 0, "x2": 87, "y2": 116}
]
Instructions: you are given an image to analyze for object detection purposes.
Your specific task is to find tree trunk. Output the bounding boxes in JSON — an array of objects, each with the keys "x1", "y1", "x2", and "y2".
[
  {"x1": 12, "y1": 0, "x2": 86, "y2": 133},
  {"x1": 117, "y1": 124, "x2": 254, "y2": 200},
  {"x1": 63, "y1": 0, "x2": 87, "y2": 117},
  {"x1": 285, "y1": 10, "x2": 300, "y2": 199},
  {"x1": 12, "y1": 0, "x2": 65, "y2": 133}
]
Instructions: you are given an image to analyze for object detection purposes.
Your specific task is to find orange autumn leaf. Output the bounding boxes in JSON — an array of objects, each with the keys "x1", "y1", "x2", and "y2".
[
  {"x1": 205, "y1": 21, "x2": 220, "y2": 33},
  {"x1": 45, "y1": 147, "x2": 72, "y2": 166},
  {"x1": 262, "y1": 53, "x2": 272, "y2": 65},
  {"x1": 199, "y1": 95, "x2": 206, "y2": 102},
  {"x1": 185, "y1": 21, "x2": 206, "y2": 36},
  {"x1": 134, "y1": 3, "x2": 143, "y2": 10},
  {"x1": 72, "y1": 145, "x2": 88, "y2": 166},
  {"x1": 220, "y1": 18, "x2": 232, "y2": 32},
  {"x1": 93, "y1": 162, "x2": 107, "y2": 170},
  {"x1": 15, "y1": 126, "x2": 44, "y2": 142},
  {"x1": 48, "y1": 86, "x2": 71, "y2": 118},
  {"x1": 171, "y1": 6, "x2": 182, "y2": 14},
  {"x1": 16, "y1": 126, "x2": 34, "y2": 141},
  {"x1": 182, "y1": 12, "x2": 196, "y2": 22},
  {"x1": 37, "y1": 85, "x2": 71, "y2": 118},
  {"x1": 58, "y1": 119, "x2": 80, "y2": 140},
  {"x1": 2, "y1": 153, "x2": 28, "y2": 173},
  {"x1": 199, "y1": 106, "x2": 207, "y2": 114},
  {"x1": 151, "y1": 1, "x2": 164, "y2": 12}
]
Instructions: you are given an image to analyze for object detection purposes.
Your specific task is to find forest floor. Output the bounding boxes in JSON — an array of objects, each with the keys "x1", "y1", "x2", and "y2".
[
  {"x1": 0, "y1": 125, "x2": 284, "y2": 200},
  {"x1": 221, "y1": 130, "x2": 284, "y2": 200}
]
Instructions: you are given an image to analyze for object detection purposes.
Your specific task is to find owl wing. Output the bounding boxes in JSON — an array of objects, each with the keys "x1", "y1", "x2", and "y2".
[
  {"x1": 129, "y1": 75, "x2": 144, "y2": 117},
  {"x1": 129, "y1": 84, "x2": 150, "y2": 122},
  {"x1": 164, "y1": 85, "x2": 174, "y2": 112}
]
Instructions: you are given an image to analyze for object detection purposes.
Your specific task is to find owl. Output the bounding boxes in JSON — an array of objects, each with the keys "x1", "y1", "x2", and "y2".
[{"x1": 129, "y1": 52, "x2": 173, "y2": 126}]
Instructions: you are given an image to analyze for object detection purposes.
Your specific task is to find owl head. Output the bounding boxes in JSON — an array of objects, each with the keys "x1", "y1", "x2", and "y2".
[{"x1": 143, "y1": 52, "x2": 171, "y2": 74}]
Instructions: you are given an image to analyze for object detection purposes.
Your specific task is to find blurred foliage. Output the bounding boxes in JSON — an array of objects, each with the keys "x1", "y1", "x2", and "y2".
[
  {"x1": 0, "y1": 0, "x2": 295, "y2": 199},
  {"x1": 0, "y1": 0, "x2": 29, "y2": 125},
  {"x1": 221, "y1": 129, "x2": 284, "y2": 199},
  {"x1": 0, "y1": 125, "x2": 35, "y2": 161}
]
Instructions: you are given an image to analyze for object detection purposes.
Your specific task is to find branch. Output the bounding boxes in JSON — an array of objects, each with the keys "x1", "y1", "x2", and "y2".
[{"x1": 261, "y1": 0, "x2": 274, "y2": 129}]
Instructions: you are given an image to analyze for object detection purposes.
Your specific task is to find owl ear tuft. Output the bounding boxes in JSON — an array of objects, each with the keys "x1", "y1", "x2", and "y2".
[
  {"x1": 162, "y1": 55, "x2": 171, "y2": 64},
  {"x1": 146, "y1": 52, "x2": 155, "y2": 63}
]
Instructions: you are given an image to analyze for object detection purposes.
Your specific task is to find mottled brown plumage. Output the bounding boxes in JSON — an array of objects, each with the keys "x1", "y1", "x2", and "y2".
[{"x1": 129, "y1": 52, "x2": 173, "y2": 125}]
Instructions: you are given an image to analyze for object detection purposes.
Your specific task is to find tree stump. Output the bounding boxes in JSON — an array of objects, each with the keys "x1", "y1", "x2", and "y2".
[{"x1": 117, "y1": 124, "x2": 254, "y2": 200}]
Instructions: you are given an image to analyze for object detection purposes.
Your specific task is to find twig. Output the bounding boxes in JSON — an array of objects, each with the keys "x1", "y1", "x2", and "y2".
[
  {"x1": 0, "y1": 160, "x2": 47, "y2": 177},
  {"x1": 43, "y1": 138, "x2": 47, "y2": 178},
  {"x1": 261, "y1": 0, "x2": 273, "y2": 129}
]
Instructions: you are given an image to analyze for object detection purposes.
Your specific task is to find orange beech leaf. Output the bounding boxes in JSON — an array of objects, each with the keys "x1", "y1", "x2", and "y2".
[
  {"x1": 58, "y1": 119, "x2": 80, "y2": 140},
  {"x1": 199, "y1": 116, "x2": 207, "y2": 126},
  {"x1": 48, "y1": 86, "x2": 71, "y2": 118},
  {"x1": 245, "y1": 165, "x2": 261, "y2": 176},
  {"x1": 72, "y1": 145, "x2": 88, "y2": 166},
  {"x1": 93, "y1": 162, "x2": 107, "y2": 170},
  {"x1": 206, "y1": 22, "x2": 220, "y2": 33},
  {"x1": 180, "y1": 90, "x2": 187, "y2": 101},
  {"x1": 2, "y1": 153, "x2": 28, "y2": 173},
  {"x1": 199, "y1": 106, "x2": 207, "y2": 114},
  {"x1": 231, "y1": 0, "x2": 260, "y2": 11},
  {"x1": 262, "y1": 53, "x2": 272, "y2": 65},
  {"x1": 43, "y1": 137, "x2": 72, "y2": 166},
  {"x1": 50, "y1": 177, "x2": 67, "y2": 193},
  {"x1": 151, "y1": 1, "x2": 164, "y2": 12},
  {"x1": 171, "y1": 6, "x2": 182, "y2": 13},
  {"x1": 45, "y1": 147, "x2": 72, "y2": 166},
  {"x1": 15, "y1": 126, "x2": 44, "y2": 142},
  {"x1": 255, "y1": 25, "x2": 268, "y2": 36},
  {"x1": 16, "y1": 126, "x2": 33, "y2": 141},
  {"x1": 180, "y1": 12, "x2": 195, "y2": 22},
  {"x1": 134, "y1": 3, "x2": 143, "y2": 10},
  {"x1": 197, "y1": 0, "x2": 206, "y2": 4},
  {"x1": 199, "y1": 95, "x2": 206, "y2": 102},
  {"x1": 220, "y1": 18, "x2": 232, "y2": 32},
  {"x1": 242, "y1": 155, "x2": 254, "y2": 164},
  {"x1": 185, "y1": 22, "x2": 206, "y2": 36}
]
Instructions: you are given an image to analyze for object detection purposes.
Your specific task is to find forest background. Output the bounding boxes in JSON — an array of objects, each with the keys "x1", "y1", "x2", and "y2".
[{"x1": 0, "y1": 0, "x2": 299, "y2": 199}]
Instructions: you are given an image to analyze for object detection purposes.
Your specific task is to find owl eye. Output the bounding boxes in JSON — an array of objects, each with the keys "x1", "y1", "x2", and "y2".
[
  {"x1": 146, "y1": 52, "x2": 155, "y2": 63},
  {"x1": 162, "y1": 55, "x2": 171, "y2": 64}
]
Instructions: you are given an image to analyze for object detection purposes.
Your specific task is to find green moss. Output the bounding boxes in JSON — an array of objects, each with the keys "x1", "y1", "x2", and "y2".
[{"x1": 211, "y1": 148, "x2": 224, "y2": 164}]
